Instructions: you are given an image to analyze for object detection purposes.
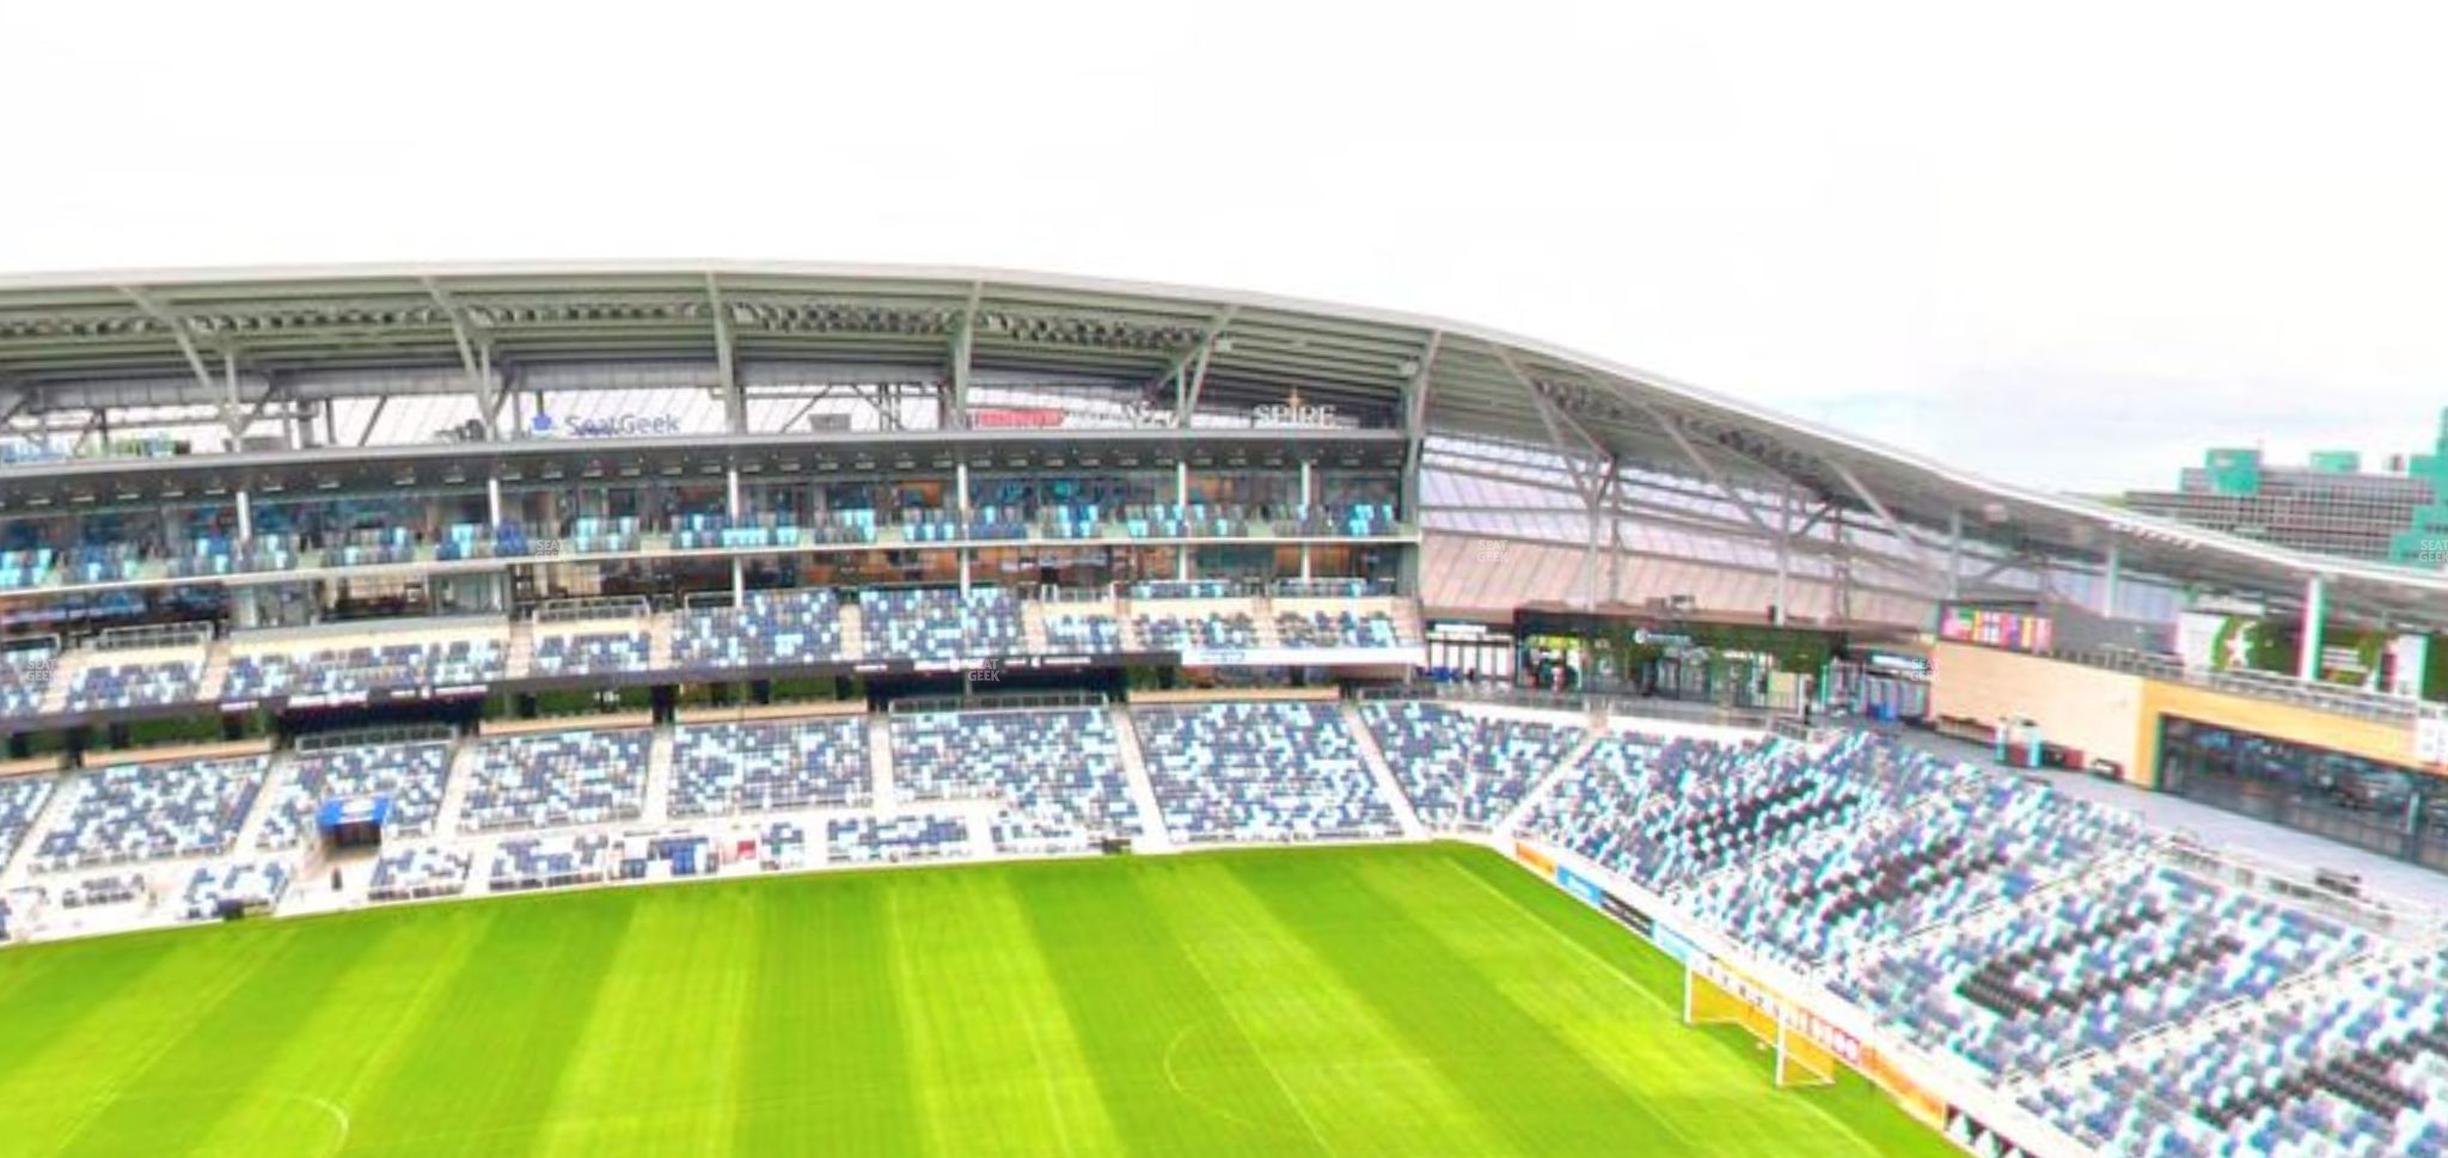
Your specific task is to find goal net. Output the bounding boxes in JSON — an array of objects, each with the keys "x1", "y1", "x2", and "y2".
[{"x1": 1684, "y1": 963, "x2": 1837, "y2": 1088}]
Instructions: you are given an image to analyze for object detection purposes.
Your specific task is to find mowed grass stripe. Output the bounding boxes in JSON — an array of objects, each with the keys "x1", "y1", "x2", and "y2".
[
  {"x1": 531, "y1": 885, "x2": 763, "y2": 1157},
  {"x1": 1142, "y1": 855, "x2": 1520, "y2": 1157},
  {"x1": 54, "y1": 920, "x2": 392, "y2": 1156},
  {"x1": 1361, "y1": 852, "x2": 1884, "y2": 1156},
  {"x1": 885, "y1": 866, "x2": 1125, "y2": 1157},
  {"x1": 334, "y1": 893, "x2": 638, "y2": 1152},
  {"x1": 1014, "y1": 858, "x2": 1331, "y2": 1157},
  {"x1": 1435, "y1": 849, "x2": 1957, "y2": 1157},
  {"x1": 177, "y1": 914, "x2": 493, "y2": 1156},
  {"x1": 732, "y1": 873, "x2": 920, "y2": 1156},
  {"x1": 0, "y1": 926, "x2": 295, "y2": 1150},
  {"x1": 1232, "y1": 848, "x2": 1693, "y2": 1155}
]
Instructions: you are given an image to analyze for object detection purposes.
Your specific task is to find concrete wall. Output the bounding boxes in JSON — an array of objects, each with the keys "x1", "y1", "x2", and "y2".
[{"x1": 1929, "y1": 642, "x2": 2148, "y2": 782}]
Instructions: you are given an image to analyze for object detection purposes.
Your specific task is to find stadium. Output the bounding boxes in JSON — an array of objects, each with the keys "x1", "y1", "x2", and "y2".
[{"x1": 1, "y1": 261, "x2": 2446, "y2": 1157}]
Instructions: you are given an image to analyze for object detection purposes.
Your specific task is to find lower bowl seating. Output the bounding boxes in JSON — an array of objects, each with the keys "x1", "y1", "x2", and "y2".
[
  {"x1": 32, "y1": 756, "x2": 270, "y2": 871},
  {"x1": 370, "y1": 846, "x2": 474, "y2": 902},
  {"x1": 891, "y1": 707, "x2": 1142, "y2": 854},
  {"x1": 1358, "y1": 700, "x2": 1583, "y2": 831},
  {"x1": 826, "y1": 813, "x2": 970, "y2": 865},
  {"x1": 671, "y1": 718, "x2": 869, "y2": 818},
  {"x1": 1134, "y1": 701, "x2": 1398, "y2": 845},
  {"x1": 458, "y1": 729, "x2": 649, "y2": 834}
]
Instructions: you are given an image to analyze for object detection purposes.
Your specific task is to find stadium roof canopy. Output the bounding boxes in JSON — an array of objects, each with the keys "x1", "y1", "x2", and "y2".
[{"x1": 1, "y1": 260, "x2": 2442, "y2": 631}]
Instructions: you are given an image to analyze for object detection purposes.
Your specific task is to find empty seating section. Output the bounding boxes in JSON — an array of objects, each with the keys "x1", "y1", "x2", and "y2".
[
  {"x1": 0, "y1": 774, "x2": 55, "y2": 865},
  {"x1": 320, "y1": 527, "x2": 415, "y2": 568},
  {"x1": 1275, "y1": 609, "x2": 1402, "y2": 649},
  {"x1": 859, "y1": 588, "x2": 1022, "y2": 662},
  {"x1": 0, "y1": 648, "x2": 56, "y2": 715},
  {"x1": 1675, "y1": 780, "x2": 2151, "y2": 968},
  {"x1": 256, "y1": 742, "x2": 453, "y2": 851},
  {"x1": 616, "y1": 834, "x2": 718, "y2": 879},
  {"x1": 565, "y1": 517, "x2": 641, "y2": 554},
  {"x1": 181, "y1": 860, "x2": 291, "y2": 921},
  {"x1": 370, "y1": 846, "x2": 473, "y2": 902},
  {"x1": 434, "y1": 522, "x2": 531, "y2": 561},
  {"x1": 1518, "y1": 733, "x2": 1970, "y2": 891},
  {"x1": 490, "y1": 833, "x2": 613, "y2": 890},
  {"x1": 827, "y1": 814, "x2": 970, "y2": 865},
  {"x1": 33, "y1": 757, "x2": 269, "y2": 870},
  {"x1": 672, "y1": 589, "x2": 844, "y2": 669},
  {"x1": 0, "y1": 546, "x2": 55, "y2": 589},
  {"x1": 759, "y1": 820, "x2": 811, "y2": 869},
  {"x1": 671, "y1": 718, "x2": 869, "y2": 817},
  {"x1": 672, "y1": 513, "x2": 802, "y2": 550},
  {"x1": 891, "y1": 708, "x2": 1142, "y2": 853},
  {"x1": 2031, "y1": 953, "x2": 2448, "y2": 1156},
  {"x1": 1358, "y1": 701, "x2": 1582, "y2": 831},
  {"x1": 58, "y1": 874, "x2": 146, "y2": 908},
  {"x1": 1134, "y1": 608, "x2": 1258, "y2": 652},
  {"x1": 1285, "y1": 503, "x2": 1397, "y2": 537},
  {"x1": 1840, "y1": 861, "x2": 2370, "y2": 1078},
  {"x1": 169, "y1": 534, "x2": 298, "y2": 578},
  {"x1": 899, "y1": 506, "x2": 1028, "y2": 543},
  {"x1": 1040, "y1": 611, "x2": 1124, "y2": 654},
  {"x1": 458, "y1": 729, "x2": 649, "y2": 833},
  {"x1": 226, "y1": 634, "x2": 505, "y2": 700},
  {"x1": 532, "y1": 628, "x2": 653, "y2": 677},
  {"x1": 1135, "y1": 701, "x2": 1398, "y2": 844},
  {"x1": 65, "y1": 656, "x2": 205, "y2": 711}
]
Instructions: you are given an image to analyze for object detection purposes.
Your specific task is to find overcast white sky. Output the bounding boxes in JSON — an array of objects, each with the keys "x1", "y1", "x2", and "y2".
[{"x1": 5, "y1": 0, "x2": 2444, "y2": 493}]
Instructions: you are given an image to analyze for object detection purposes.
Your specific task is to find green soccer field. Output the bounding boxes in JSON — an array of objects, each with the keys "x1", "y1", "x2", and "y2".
[{"x1": 0, "y1": 843, "x2": 1951, "y2": 1156}]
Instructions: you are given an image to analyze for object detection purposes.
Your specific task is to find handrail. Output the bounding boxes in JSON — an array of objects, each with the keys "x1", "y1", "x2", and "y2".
[
  {"x1": 2043, "y1": 647, "x2": 2426, "y2": 724},
  {"x1": 886, "y1": 690, "x2": 1107, "y2": 715},
  {"x1": 293, "y1": 722, "x2": 456, "y2": 752}
]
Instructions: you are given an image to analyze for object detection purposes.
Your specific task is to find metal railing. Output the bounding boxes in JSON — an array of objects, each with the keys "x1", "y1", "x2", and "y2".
[
  {"x1": 2046, "y1": 647, "x2": 2426, "y2": 724},
  {"x1": 94, "y1": 621, "x2": 215, "y2": 652},
  {"x1": 294, "y1": 722, "x2": 457, "y2": 752},
  {"x1": 534, "y1": 596, "x2": 653, "y2": 625},
  {"x1": 887, "y1": 690, "x2": 1108, "y2": 715}
]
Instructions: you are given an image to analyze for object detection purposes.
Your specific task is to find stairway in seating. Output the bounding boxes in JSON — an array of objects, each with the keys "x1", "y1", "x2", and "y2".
[
  {"x1": 837, "y1": 604, "x2": 866, "y2": 663},
  {"x1": 1498, "y1": 727, "x2": 1603, "y2": 839},
  {"x1": 867, "y1": 713, "x2": 895, "y2": 811},
  {"x1": 641, "y1": 726, "x2": 675, "y2": 823},
  {"x1": 193, "y1": 640, "x2": 232, "y2": 704},
  {"x1": 1107, "y1": 705, "x2": 1175, "y2": 853},
  {"x1": 505, "y1": 620, "x2": 535, "y2": 681},
  {"x1": 35, "y1": 651, "x2": 77, "y2": 715},
  {"x1": 229, "y1": 750, "x2": 297, "y2": 853},
  {"x1": 0, "y1": 771, "x2": 81, "y2": 886},
  {"x1": 432, "y1": 736, "x2": 484, "y2": 837},
  {"x1": 1019, "y1": 602, "x2": 1052, "y2": 655},
  {"x1": 1340, "y1": 701, "x2": 1427, "y2": 839}
]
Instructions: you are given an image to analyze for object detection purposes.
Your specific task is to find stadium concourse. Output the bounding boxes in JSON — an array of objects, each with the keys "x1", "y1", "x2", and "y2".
[{"x1": 11, "y1": 265, "x2": 2448, "y2": 1156}]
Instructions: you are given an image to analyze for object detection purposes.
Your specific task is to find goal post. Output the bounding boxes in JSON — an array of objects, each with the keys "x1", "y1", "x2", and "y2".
[{"x1": 1684, "y1": 960, "x2": 1837, "y2": 1089}]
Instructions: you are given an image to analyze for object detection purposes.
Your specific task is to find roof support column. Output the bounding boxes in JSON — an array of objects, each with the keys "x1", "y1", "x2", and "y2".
[
  {"x1": 1298, "y1": 460, "x2": 1313, "y2": 582},
  {"x1": 236, "y1": 488, "x2": 254, "y2": 543},
  {"x1": 2299, "y1": 575, "x2": 2328, "y2": 682},
  {"x1": 1947, "y1": 509, "x2": 1963, "y2": 601},
  {"x1": 2099, "y1": 543, "x2": 2122, "y2": 618},
  {"x1": 707, "y1": 276, "x2": 743, "y2": 435},
  {"x1": 487, "y1": 475, "x2": 504, "y2": 529},
  {"x1": 1773, "y1": 482, "x2": 1794, "y2": 625},
  {"x1": 726, "y1": 467, "x2": 743, "y2": 521},
  {"x1": 1176, "y1": 461, "x2": 1191, "y2": 581}
]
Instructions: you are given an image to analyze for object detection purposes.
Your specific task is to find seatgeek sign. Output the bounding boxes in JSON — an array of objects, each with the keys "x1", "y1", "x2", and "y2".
[{"x1": 529, "y1": 412, "x2": 686, "y2": 439}]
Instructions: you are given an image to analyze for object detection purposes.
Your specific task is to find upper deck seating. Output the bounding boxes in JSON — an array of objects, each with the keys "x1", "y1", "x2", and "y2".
[{"x1": 672, "y1": 589, "x2": 844, "y2": 670}]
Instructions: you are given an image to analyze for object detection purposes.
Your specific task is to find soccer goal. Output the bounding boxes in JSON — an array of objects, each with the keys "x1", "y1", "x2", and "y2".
[{"x1": 1683, "y1": 961, "x2": 1838, "y2": 1088}]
